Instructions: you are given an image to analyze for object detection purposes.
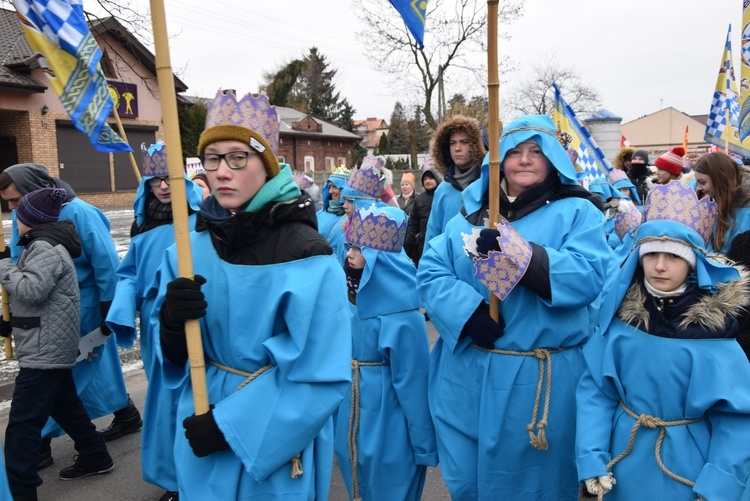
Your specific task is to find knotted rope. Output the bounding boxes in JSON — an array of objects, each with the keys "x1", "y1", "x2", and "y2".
[
  {"x1": 595, "y1": 401, "x2": 706, "y2": 501},
  {"x1": 348, "y1": 359, "x2": 386, "y2": 501},
  {"x1": 209, "y1": 360, "x2": 303, "y2": 478},
  {"x1": 472, "y1": 345, "x2": 565, "y2": 450}
]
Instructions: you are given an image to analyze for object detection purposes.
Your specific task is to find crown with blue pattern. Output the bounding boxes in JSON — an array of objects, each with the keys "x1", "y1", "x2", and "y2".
[
  {"x1": 348, "y1": 204, "x2": 407, "y2": 253},
  {"x1": 642, "y1": 181, "x2": 718, "y2": 245},
  {"x1": 343, "y1": 162, "x2": 384, "y2": 199},
  {"x1": 141, "y1": 140, "x2": 168, "y2": 177}
]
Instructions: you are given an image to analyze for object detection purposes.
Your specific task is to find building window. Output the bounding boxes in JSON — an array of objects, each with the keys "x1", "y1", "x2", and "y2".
[
  {"x1": 278, "y1": 156, "x2": 286, "y2": 165},
  {"x1": 304, "y1": 156, "x2": 315, "y2": 172},
  {"x1": 325, "y1": 157, "x2": 335, "y2": 171},
  {"x1": 337, "y1": 157, "x2": 346, "y2": 167}
]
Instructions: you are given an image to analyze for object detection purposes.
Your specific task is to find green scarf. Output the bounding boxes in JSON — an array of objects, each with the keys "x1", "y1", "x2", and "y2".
[{"x1": 245, "y1": 165, "x2": 301, "y2": 213}]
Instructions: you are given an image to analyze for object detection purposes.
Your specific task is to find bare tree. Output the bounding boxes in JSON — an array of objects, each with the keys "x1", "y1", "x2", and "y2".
[
  {"x1": 504, "y1": 58, "x2": 601, "y2": 121},
  {"x1": 353, "y1": 0, "x2": 523, "y2": 130}
]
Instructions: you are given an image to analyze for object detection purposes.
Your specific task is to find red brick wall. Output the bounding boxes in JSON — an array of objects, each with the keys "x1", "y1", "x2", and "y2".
[{"x1": 278, "y1": 136, "x2": 357, "y2": 172}]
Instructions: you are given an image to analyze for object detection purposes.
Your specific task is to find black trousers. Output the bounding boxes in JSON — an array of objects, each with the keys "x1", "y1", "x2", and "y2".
[{"x1": 4, "y1": 367, "x2": 107, "y2": 495}]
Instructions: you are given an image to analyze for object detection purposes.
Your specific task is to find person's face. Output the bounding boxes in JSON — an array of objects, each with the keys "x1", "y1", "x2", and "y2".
[
  {"x1": 149, "y1": 177, "x2": 171, "y2": 204},
  {"x1": 192, "y1": 178, "x2": 211, "y2": 200},
  {"x1": 17, "y1": 219, "x2": 31, "y2": 237},
  {"x1": 343, "y1": 198, "x2": 355, "y2": 218},
  {"x1": 328, "y1": 182, "x2": 341, "y2": 201},
  {"x1": 623, "y1": 157, "x2": 632, "y2": 170},
  {"x1": 655, "y1": 168, "x2": 675, "y2": 185},
  {"x1": 619, "y1": 187, "x2": 631, "y2": 198},
  {"x1": 502, "y1": 141, "x2": 552, "y2": 197},
  {"x1": 423, "y1": 176, "x2": 437, "y2": 191},
  {"x1": 631, "y1": 157, "x2": 646, "y2": 166},
  {"x1": 694, "y1": 172, "x2": 714, "y2": 199},
  {"x1": 400, "y1": 180, "x2": 413, "y2": 196},
  {"x1": 0, "y1": 184, "x2": 23, "y2": 210},
  {"x1": 204, "y1": 140, "x2": 266, "y2": 212},
  {"x1": 449, "y1": 131, "x2": 473, "y2": 170},
  {"x1": 641, "y1": 252, "x2": 691, "y2": 292},
  {"x1": 346, "y1": 244, "x2": 365, "y2": 269}
]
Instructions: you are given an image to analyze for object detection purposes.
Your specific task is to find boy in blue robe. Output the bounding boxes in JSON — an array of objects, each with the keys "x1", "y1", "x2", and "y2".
[
  {"x1": 153, "y1": 90, "x2": 351, "y2": 500},
  {"x1": 577, "y1": 181, "x2": 750, "y2": 500},
  {"x1": 106, "y1": 141, "x2": 202, "y2": 501},
  {"x1": 316, "y1": 166, "x2": 351, "y2": 263},
  {"x1": 335, "y1": 204, "x2": 437, "y2": 500}
]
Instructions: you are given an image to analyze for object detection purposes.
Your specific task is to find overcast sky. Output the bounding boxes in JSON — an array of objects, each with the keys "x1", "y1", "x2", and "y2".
[{"x1": 130, "y1": 0, "x2": 742, "y2": 126}]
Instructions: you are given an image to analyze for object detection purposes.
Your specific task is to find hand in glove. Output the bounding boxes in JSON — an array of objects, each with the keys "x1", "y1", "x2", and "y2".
[
  {"x1": 0, "y1": 317, "x2": 10, "y2": 338},
  {"x1": 460, "y1": 302, "x2": 505, "y2": 349},
  {"x1": 183, "y1": 407, "x2": 229, "y2": 457},
  {"x1": 99, "y1": 301, "x2": 112, "y2": 336},
  {"x1": 476, "y1": 228, "x2": 501, "y2": 256},
  {"x1": 584, "y1": 473, "x2": 616, "y2": 495},
  {"x1": 162, "y1": 275, "x2": 207, "y2": 330}
]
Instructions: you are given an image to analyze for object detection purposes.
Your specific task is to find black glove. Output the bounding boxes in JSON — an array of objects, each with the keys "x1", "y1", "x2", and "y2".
[
  {"x1": 183, "y1": 407, "x2": 229, "y2": 457},
  {"x1": 0, "y1": 318, "x2": 11, "y2": 338},
  {"x1": 476, "y1": 228, "x2": 501, "y2": 256},
  {"x1": 461, "y1": 302, "x2": 505, "y2": 349},
  {"x1": 99, "y1": 301, "x2": 112, "y2": 336},
  {"x1": 0, "y1": 247, "x2": 9, "y2": 261},
  {"x1": 163, "y1": 275, "x2": 207, "y2": 330}
]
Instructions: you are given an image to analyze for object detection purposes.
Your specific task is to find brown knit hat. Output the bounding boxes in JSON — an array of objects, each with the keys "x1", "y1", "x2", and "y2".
[{"x1": 198, "y1": 90, "x2": 280, "y2": 178}]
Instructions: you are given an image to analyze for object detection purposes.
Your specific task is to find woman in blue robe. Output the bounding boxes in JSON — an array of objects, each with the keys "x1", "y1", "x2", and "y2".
[
  {"x1": 334, "y1": 204, "x2": 437, "y2": 500},
  {"x1": 317, "y1": 168, "x2": 350, "y2": 264},
  {"x1": 106, "y1": 141, "x2": 203, "y2": 498},
  {"x1": 576, "y1": 182, "x2": 750, "y2": 500},
  {"x1": 417, "y1": 114, "x2": 611, "y2": 500}
]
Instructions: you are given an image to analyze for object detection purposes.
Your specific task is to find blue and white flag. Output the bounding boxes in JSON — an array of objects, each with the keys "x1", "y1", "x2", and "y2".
[
  {"x1": 14, "y1": 0, "x2": 131, "y2": 152},
  {"x1": 389, "y1": 0, "x2": 427, "y2": 49},
  {"x1": 551, "y1": 82, "x2": 612, "y2": 184}
]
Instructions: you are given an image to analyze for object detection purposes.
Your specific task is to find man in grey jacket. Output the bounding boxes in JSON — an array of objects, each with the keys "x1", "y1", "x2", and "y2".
[{"x1": 0, "y1": 188, "x2": 114, "y2": 501}]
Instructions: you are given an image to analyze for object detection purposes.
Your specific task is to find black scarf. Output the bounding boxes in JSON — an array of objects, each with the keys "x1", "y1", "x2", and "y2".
[
  {"x1": 344, "y1": 261, "x2": 363, "y2": 300},
  {"x1": 131, "y1": 194, "x2": 174, "y2": 237}
]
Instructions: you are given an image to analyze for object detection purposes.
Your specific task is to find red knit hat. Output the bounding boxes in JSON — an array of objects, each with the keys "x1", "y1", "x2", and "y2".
[
  {"x1": 16, "y1": 188, "x2": 66, "y2": 228},
  {"x1": 654, "y1": 147, "x2": 685, "y2": 176}
]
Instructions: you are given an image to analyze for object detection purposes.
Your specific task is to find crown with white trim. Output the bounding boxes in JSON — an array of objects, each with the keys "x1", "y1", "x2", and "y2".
[
  {"x1": 141, "y1": 140, "x2": 168, "y2": 177},
  {"x1": 642, "y1": 180, "x2": 718, "y2": 245}
]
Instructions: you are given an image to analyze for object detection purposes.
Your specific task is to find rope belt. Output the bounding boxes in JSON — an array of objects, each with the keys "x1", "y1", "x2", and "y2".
[
  {"x1": 348, "y1": 359, "x2": 387, "y2": 501},
  {"x1": 471, "y1": 345, "x2": 567, "y2": 450},
  {"x1": 208, "y1": 360, "x2": 303, "y2": 479},
  {"x1": 598, "y1": 401, "x2": 706, "y2": 500}
]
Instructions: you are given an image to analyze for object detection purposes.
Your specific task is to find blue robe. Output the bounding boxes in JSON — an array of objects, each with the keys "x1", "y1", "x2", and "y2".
[
  {"x1": 153, "y1": 232, "x2": 352, "y2": 500},
  {"x1": 423, "y1": 181, "x2": 462, "y2": 247},
  {"x1": 417, "y1": 196, "x2": 609, "y2": 500},
  {"x1": 334, "y1": 250, "x2": 437, "y2": 500},
  {"x1": 106, "y1": 176, "x2": 201, "y2": 491},
  {"x1": 10, "y1": 199, "x2": 128, "y2": 437},
  {"x1": 577, "y1": 320, "x2": 750, "y2": 500},
  {"x1": 316, "y1": 210, "x2": 348, "y2": 265}
]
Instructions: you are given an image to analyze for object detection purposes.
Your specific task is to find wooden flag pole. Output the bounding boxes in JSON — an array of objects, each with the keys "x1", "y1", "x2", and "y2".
[
  {"x1": 111, "y1": 106, "x2": 141, "y2": 183},
  {"x1": 0, "y1": 207, "x2": 11, "y2": 360},
  {"x1": 487, "y1": 0, "x2": 501, "y2": 322},
  {"x1": 149, "y1": 0, "x2": 209, "y2": 415}
]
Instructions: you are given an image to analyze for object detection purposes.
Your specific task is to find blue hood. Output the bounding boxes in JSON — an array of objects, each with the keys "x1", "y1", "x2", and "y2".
[{"x1": 133, "y1": 173, "x2": 203, "y2": 226}]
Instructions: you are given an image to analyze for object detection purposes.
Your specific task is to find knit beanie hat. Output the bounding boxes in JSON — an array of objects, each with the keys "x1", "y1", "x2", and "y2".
[
  {"x1": 198, "y1": 90, "x2": 280, "y2": 178},
  {"x1": 400, "y1": 172, "x2": 416, "y2": 191},
  {"x1": 632, "y1": 149, "x2": 649, "y2": 165},
  {"x1": 654, "y1": 147, "x2": 685, "y2": 176},
  {"x1": 639, "y1": 239, "x2": 696, "y2": 269},
  {"x1": 16, "y1": 187, "x2": 66, "y2": 228}
]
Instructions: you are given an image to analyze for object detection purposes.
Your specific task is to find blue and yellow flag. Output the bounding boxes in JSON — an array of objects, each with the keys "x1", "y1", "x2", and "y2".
[
  {"x1": 13, "y1": 0, "x2": 131, "y2": 153},
  {"x1": 551, "y1": 82, "x2": 612, "y2": 184},
  {"x1": 739, "y1": 5, "x2": 750, "y2": 143},
  {"x1": 705, "y1": 24, "x2": 750, "y2": 157},
  {"x1": 389, "y1": 0, "x2": 427, "y2": 49}
]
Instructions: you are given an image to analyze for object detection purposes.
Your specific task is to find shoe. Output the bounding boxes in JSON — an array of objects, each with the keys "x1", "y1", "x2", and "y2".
[
  {"x1": 59, "y1": 453, "x2": 114, "y2": 480},
  {"x1": 98, "y1": 397, "x2": 142, "y2": 442},
  {"x1": 158, "y1": 491, "x2": 179, "y2": 501},
  {"x1": 37, "y1": 438, "x2": 53, "y2": 470}
]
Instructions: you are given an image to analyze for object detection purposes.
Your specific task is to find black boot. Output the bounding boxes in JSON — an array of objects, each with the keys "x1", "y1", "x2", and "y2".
[
  {"x1": 37, "y1": 437, "x2": 53, "y2": 470},
  {"x1": 97, "y1": 396, "x2": 142, "y2": 442}
]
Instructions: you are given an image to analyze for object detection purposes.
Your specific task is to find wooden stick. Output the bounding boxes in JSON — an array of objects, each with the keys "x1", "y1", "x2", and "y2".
[
  {"x1": 487, "y1": 0, "x2": 501, "y2": 322},
  {"x1": 149, "y1": 0, "x2": 208, "y2": 415},
  {"x1": 111, "y1": 106, "x2": 141, "y2": 183},
  {"x1": 0, "y1": 206, "x2": 11, "y2": 360}
]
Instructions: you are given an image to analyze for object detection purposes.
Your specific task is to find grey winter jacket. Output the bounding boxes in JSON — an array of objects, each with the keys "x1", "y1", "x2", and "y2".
[{"x1": 0, "y1": 220, "x2": 82, "y2": 369}]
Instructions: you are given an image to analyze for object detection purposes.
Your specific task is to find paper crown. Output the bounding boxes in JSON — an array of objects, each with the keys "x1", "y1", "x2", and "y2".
[
  {"x1": 203, "y1": 89, "x2": 279, "y2": 154},
  {"x1": 642, "y1": 181, "x2": 718, "y2": 245},
  {"x1": 330, "y1": 165, "x2": 352, "y2": 180},
  {"x1": 345, "y1": 163, "x2": 384, "y2": 199},
  {"x1": 293, "y1": 171, "x2": 314, "y2": 191},
  {"x1": 607, "y1": 169, "x2": 629, "y2": 185},
  {"x1": 185, "y1": 157, "x2": 205, "y2": 180},
  {"x1": 614, "y1": 203, "x2": 643, "y2": 240},
  {"x1": 141, "y1": 140, "x2": 168, "y2": 177},
  {"x1": 464, "y1": 218, "x2": 532, "y2": 301},
  {"x1": 348, "y1": 204, "x2": 407, "y2": 253},
  {"x1": 361, "y1": 155, "x2": 385, "y2": 172}
]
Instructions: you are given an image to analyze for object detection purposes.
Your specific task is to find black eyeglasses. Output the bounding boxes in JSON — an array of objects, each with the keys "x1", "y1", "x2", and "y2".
[
  {"x1": 200, "y1": 151, "x2": 254, "y2": 171},
  {"x1": 345, "y1": 242, "x2": 362, "y2": 254},
  {"x1": 147, "y1": 176, "x2": 169, "y2": 187}
]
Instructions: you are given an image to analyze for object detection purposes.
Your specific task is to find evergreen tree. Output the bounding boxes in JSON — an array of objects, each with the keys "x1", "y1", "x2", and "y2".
[
  {"x1": 178, "y1": 101, "x2": 207, "y2": 158},
  {"x1": 375, "y1": 133, "x2": 388, "y2": 155},
  {"x1": 262, "y1": 59, "x2": 304, "y2": 108},
  {"x1": 387, "y1": 102, "x2": 409, "y2": 154}
]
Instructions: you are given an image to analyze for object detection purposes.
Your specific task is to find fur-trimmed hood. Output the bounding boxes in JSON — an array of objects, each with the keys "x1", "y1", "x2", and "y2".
[
  {"x1": 618, "y1": 258, "x2": 750, "y2": 334},
  {"x1": 429, "y1": 115, "x2": 486, "y2": 175},
  {"x1": 614, "y1": 147, "x2": 635, "y2": 171}
]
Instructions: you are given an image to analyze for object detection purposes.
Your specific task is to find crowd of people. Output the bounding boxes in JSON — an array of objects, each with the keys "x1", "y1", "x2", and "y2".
[{"x1": 0, "y1": 97, "x2": 748, "y2": 501}]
